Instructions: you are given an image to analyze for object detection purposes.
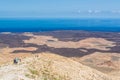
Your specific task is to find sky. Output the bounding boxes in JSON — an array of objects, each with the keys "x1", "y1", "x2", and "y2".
[{"x1": 0, "y1": 0, "x2": 120, "y2": 18}]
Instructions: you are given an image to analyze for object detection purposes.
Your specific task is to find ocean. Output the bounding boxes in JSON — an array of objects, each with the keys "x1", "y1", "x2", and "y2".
[{"x1": 0, "y1": 18, "x2": 120, "y2": 32}]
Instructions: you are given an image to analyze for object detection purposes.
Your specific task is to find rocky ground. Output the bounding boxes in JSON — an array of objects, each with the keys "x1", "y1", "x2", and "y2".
[
  {"x1": 0, "y1": 31, "x2": 120, "y2": 80},
  {"x1": 0, "y1": 53, "x2": 119, "y2": 80}
]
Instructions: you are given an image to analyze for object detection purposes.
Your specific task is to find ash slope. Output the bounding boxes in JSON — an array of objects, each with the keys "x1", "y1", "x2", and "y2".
[{"x1": 0, "y1": 53, "x2": 118, "y2": 80}]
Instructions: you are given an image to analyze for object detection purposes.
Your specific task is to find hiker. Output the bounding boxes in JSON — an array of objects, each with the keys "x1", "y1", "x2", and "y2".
[
  {"x1": 35, "y1": 54, "x2": 39, "y2": 58},
  {"x1": 13, "y1": 57, "x2": 20, "y2": 64}
]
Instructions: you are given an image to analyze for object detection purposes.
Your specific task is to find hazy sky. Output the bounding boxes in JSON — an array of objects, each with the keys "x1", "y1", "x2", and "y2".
[{"x1": 0, "y1": 0, "x2": 120, "y2": 18}]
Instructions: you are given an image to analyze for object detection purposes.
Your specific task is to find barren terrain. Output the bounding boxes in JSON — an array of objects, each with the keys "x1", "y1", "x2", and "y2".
[{"x1": 0, "y1": 31, "x2": 120, "y2": 80}]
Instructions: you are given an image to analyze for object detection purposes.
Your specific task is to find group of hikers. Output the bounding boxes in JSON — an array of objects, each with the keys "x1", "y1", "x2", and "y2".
[
  {"x1": 13, "y1": 55, "x2": 39, "y2": 64},
  {"x1": 13, "y1": 57, "x2": 21, "y2": 64}
]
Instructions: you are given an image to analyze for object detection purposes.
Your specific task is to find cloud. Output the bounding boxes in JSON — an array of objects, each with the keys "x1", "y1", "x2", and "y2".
[
  {"x1": 111, "y1": 10, "x2": 120, "y2": 14},
  {"x1": 77, "y1": 10, "x2": 101, "y2": 14},
  {"x1": 78, "y1": 10, "x2": 81, "y2": 13},
  {"x1": 94, "y1": 10, "x2": 101, "y2": 13},
  {"x1": 77, "y1": 10, "x2": 120, "y2": 14},
  {"x1": 88, "y1": 10, "x2": 93, "y2": 13}
]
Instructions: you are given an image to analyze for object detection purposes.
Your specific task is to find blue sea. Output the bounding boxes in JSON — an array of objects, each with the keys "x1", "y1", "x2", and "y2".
[{"x1": 0, "y1": 18, "x2": 120, "y2": 32}]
